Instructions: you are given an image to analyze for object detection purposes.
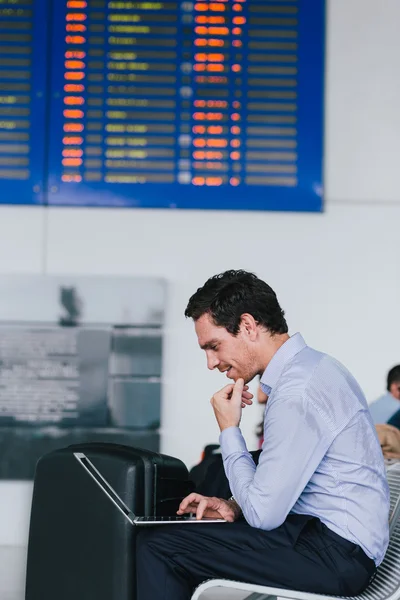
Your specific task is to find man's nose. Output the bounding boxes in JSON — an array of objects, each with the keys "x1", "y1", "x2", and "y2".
[{"x1": 207, "y1": 354, "x2": 219, "y2": 370}]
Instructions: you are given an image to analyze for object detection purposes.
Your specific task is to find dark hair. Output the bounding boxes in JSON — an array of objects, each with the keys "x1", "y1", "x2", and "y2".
[
  {"x1": 185, "y1": 270, "x2": 288, "y2": 336},
  {"x1": 387, "y1": 365, "x2": 400, "y2": 391}
]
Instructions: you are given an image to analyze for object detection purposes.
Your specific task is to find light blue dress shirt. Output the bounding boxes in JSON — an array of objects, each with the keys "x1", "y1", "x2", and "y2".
[
  {"x1": 220, "y1": 333, "x2": 389, "y2": 566},
  {"x1": 369, "y1": 392, "x2": 400, "y2": 425}
]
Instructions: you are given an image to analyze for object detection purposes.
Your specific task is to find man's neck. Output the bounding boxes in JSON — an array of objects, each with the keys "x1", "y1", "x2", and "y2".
[{"x1": 259, "y1": 333, "x2": 290, "y2": 375}]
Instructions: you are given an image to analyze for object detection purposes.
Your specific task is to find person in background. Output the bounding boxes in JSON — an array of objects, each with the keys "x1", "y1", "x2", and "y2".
[
  {"x1": 136, "y1": 270, "x2": 389, "y2": 600},
  {"x1": 388, "y1": 409, "x2": 400, "y2": 429},
  {"x1": 369, "y1": 365, "x2": 400, "y2": 425}
]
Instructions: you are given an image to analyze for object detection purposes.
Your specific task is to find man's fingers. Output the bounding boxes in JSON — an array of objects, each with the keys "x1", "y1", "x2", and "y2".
[
  {"x1": 223, "y1": 384, "x2": 235, "y2": 394},
  {"x1": 178, "y1": 502, "x2": 200, "y2": 515},
  {"x1": 178, "y1": 493, "x2": 202, "y2": 513},
  {"x1": 241, "y1": 387, "x2": 253, "y2": 406},
  {"x1": 241, "y1": 397, "x2": 253, "y2": 405},
  {"x1": 196, "y1": 498, "x2": 209, "y2": 520},
  {"x1": 231, "y1": 378, "x2": 245, "y2": 404},
  {"x1": 211, "y1": 384, "x2": 235, "y2": 406}
]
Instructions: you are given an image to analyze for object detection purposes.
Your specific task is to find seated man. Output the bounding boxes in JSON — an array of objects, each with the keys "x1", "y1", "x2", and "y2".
[
  {"x1": 369, "y1": 365, "x2": 400, "y2": 424},
  {"x1": 136, "y1": 270, "x2": 389, "y2": 600}
]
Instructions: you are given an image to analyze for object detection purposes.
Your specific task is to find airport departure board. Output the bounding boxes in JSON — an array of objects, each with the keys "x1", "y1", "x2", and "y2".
[
  {"x1": 1, "y1": 0, "x2": 325, "y2": 211},
  {"x1": 0, "y1": 0, "x2": 48, "y2": 204}
]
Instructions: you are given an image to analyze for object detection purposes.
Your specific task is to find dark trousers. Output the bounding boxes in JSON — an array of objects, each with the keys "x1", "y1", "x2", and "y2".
[{"x1": 136, "y1": 514, "x2": 376, "y2": 600}]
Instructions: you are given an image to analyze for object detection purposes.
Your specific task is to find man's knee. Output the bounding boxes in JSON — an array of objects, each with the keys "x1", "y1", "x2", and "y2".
[
  {"x1": 137, "y1": 526, "x2": 179, "y2": 556},
  {"x1": 136, "y1": 527, "x2": 160, "y2": 565},
  {"x1": 136, "y1": 525, "x2": 197, "y2": 560}
]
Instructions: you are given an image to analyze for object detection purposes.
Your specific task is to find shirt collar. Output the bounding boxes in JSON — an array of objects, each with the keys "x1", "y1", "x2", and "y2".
[{"x1": 260, "y1": 333, "x2": 307, "y2": 395}]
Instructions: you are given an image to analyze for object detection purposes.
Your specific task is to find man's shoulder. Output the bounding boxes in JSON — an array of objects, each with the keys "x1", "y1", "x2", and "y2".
[
  {"x1": 296, "y1": 347, "x2": 359, "y2": 386},
  {"x1": 277, "y1": 348, "x2": 367, "y2": 430},
  {"x1": 276, "y1": 342, "x2": 363, "y2": 396},
  {"x1": 275, "y1": 346, "x2": 326, "y2": 397},
  {"x1": 281, "y1": 344, "x2": 330, "y2": 385}
]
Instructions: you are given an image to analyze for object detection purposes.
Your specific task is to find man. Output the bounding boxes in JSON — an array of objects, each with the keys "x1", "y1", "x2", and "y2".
[
  {"x1": 136, "y1": 270, "x2": 389, "y2": 600},
  {"x1": 369, "y1": 365, "x2": 400, "y2": 428},
  {"x1": 369, "y1": 365, "x2": 400, "y2": 425},
  {"x1": 366, "y1": 365, "x2": 400, "y2": 457}
]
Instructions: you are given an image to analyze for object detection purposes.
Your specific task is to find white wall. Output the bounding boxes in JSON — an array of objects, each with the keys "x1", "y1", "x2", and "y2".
[{"x1": 0, "y1": 0, "x2": 400, "y2": 548}]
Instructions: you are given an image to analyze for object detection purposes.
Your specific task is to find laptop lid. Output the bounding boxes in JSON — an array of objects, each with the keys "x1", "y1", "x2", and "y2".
[
  {"x1": 74, "y1": 451, "x2": 227, "y2": 525},
  {"x1": 74, "y1": 452, "x2": 136, "y2": 525}
]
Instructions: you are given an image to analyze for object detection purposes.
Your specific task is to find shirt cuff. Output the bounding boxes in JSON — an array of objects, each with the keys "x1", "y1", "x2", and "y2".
[{"x1": 219, "y1": 426, "x2": 248, "y2": 460}]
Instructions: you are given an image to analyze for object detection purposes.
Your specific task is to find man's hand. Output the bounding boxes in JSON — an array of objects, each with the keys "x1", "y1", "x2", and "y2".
[
  {"x1": 376, "y1": 424, "x2": 400, "y2": 459},
  {"x1": 211, "y1": 378, "x2": 253, "y2": 431},
  {"x1": 177, "y1": 492, "x2": 241, "y2": 522}
]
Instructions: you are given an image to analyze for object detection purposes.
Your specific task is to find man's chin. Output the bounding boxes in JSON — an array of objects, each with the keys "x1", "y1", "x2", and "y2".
[
  {"x1": 233, "y1": 374, "x2": 256, "y2": 385},
  {"x1": 230, "y1": 373, "x2": 245, "y2": 383},
  {"x1": 226, "y1": 370, "x2": 253, "y2": 384}
]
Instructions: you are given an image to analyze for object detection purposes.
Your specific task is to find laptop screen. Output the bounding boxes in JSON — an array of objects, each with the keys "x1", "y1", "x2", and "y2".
[{"x1": 74, "y1": 452, "x2": 135, "y2": 521}]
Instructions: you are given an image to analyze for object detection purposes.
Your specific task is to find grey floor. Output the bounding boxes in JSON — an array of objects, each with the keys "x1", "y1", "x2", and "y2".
[
  {"x1": 0, "y1": 546, "x2": 247, "y2": 600},
  {"x1": 0, "y1": 547, "x2": 26, "y2": 600}
]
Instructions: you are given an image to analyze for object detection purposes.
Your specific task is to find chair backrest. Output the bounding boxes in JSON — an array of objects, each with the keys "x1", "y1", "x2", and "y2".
[{"x1": 355, "y1": 463, "x2": 400, "y2": 600}]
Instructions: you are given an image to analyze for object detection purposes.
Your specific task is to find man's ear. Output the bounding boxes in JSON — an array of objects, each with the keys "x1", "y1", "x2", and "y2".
[{"x1": 240, "y1": 313, "x2": 258, "y2": 341}]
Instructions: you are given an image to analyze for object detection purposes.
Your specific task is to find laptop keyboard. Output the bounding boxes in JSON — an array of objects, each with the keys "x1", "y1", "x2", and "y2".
[{"x1": 136, "y1": 516, "x2": 192, "y2": 522}]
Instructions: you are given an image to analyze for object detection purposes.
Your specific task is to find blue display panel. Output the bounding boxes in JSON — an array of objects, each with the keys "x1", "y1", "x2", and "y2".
[
  {"x1": 46, "y1": 0, "x2": 325, "y2": 212},
  {"x1": 0, "y1": 0, "x2": 49, "y2": 205}
]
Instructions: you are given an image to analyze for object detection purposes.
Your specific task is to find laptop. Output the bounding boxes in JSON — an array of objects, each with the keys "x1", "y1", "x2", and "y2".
[{"x1": 74, "y1": 452, "x2": 226, "y2": 526}]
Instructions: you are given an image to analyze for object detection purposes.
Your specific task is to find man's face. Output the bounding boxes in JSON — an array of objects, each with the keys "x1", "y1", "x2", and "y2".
[
  {"x1": 390, "y1": 382, "x2": 400, "y2": 401},
  {"x1": 194, "y1": 313, "x2": 259, "y2": 383}
]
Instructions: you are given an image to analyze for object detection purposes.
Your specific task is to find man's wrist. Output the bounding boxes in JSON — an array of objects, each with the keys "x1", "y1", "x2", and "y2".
[
  {"x1": 219, "y1": 422, "x2": 239, "y2": 432},
  {"x1": 227, "y1": 495, "x2": 242, "y2": 519},
  {"x1": 219, "y1": 426, "x2": 246, "y2": 459}
]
